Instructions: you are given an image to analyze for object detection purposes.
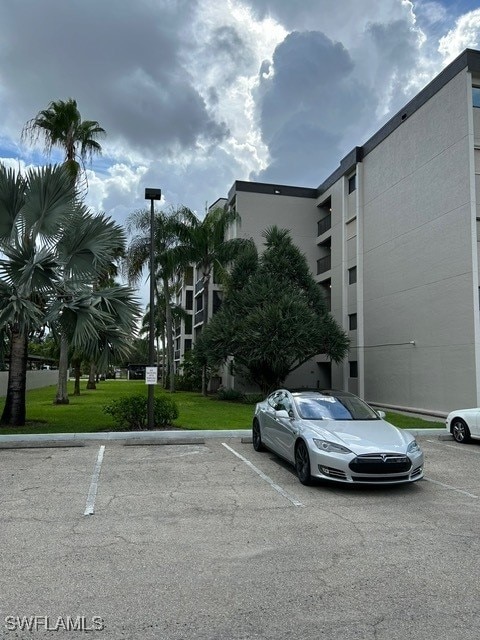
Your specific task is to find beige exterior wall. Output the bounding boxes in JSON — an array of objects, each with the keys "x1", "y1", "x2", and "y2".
[
  {"x1": 233, "y1": 191, "x2": 319, "y2": 271},
  {"x1": 361, "y1": 68, "x2": 476, "y2": 412}
]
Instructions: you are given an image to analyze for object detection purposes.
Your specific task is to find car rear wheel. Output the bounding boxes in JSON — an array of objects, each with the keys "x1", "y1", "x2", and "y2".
[
  {"x1": 451, "y1": 417, "x2": 471, "y2": 443},
  {"x1": 295, "y1": 440, "x2": 312, "y2": 485},
  {"x1": 252, "y1": 419, "x2": 265, "y2": 451}
]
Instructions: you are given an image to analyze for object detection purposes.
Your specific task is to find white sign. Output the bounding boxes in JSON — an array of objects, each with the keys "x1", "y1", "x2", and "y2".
[{"x1": 145, "y1": 366, "x2": 158, "y2": 385}]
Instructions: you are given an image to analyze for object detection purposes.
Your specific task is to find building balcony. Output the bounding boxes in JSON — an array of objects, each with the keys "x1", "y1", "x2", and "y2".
[
  {"x1": 195, "y1": 279, "x2": 204, "y2": 295},
  {"x1": 194, "y1": 309, "x2": 204, "y2": 325},
  {"x1": 174, "y1": 350, "x2": 180, "y2": 361},
  {"x1": 317, "y1": 214, "x2": 331, "y2": 237},
  {"x1": 317, "y1": 255, "x2": 331, "y2": 275}
]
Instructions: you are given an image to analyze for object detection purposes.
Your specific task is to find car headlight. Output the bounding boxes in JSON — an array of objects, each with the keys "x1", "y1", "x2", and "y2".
[
  {"x1": 313, "y1": 439, "x2": 352, "y2": 454},
  {"x1": 407, "y1": 440, "x2": 420, "y2": 454}
]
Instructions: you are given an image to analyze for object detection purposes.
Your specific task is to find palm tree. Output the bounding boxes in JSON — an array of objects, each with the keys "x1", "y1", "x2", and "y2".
[
  {"x1": 170, "y1": 206, "x2": 250, "y2": 394},
  {"x1": 48, "y1": 283, "x2": 139, "y2": 399},
  {"x1": 22, "y1": 98, "x2": 105, "y2": 187},
  {"x1": 0, "y1": 164, "x2": 75, "y2": 425},
  {"x1": 0, "y1": 163, "x2": 140, "y2": 425},
  {"x1": 125, "y1": 207, "x2": 188, "y2": 392},
  {"x1": 51, "y1": 208, "x2": 128, "y2": 403}
]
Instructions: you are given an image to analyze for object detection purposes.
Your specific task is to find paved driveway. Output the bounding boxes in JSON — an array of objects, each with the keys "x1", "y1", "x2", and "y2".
[{"x1": 1, "y1": 435, "x2": 480, "y2": 640}]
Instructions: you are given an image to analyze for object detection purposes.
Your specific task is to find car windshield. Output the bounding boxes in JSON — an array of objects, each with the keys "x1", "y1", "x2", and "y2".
[{"x1": 294, "y1": 394, "x2": 379, "y2": 421}]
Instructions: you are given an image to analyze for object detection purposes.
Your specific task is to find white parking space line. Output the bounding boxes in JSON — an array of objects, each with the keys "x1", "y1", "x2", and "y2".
[
  {"x1": 84, "y1": 445, "x2": 105, "y2": 516},
  {"x1": 423, "y1": 477, "x2": 479, "y2": 499},
  {"x1": 221, "y1": 443, "x2": 304, "y2": 507}
]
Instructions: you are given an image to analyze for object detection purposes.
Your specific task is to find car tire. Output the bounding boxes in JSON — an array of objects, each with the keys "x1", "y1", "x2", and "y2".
[
  {"x1": 295, "y1": 440, "x2": 313, "y2": 485},
  {"x1": 252, "y1": 419, "x2": 265, "y2": 451},
  {"x1": 451, "y1": 417, "x2": 472, "y2": 443}
]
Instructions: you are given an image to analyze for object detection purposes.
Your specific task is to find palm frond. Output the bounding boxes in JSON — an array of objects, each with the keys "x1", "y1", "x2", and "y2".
[
  {"x1": 57, "y1": 208, "x2": 126, "y2": 281},
  {"x1": 0, "y1": 241, "x2": 58, "y2": 295},
  {"x1": 21, "y1": 165, "x2": 76, "y2": 242},
  {"x1": 0, "y1": 164, "x2": 25, "y2": 244}
]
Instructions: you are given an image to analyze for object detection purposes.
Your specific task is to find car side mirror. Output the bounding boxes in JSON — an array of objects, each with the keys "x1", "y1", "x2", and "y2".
[
  {"x1": 276, "y1": 409, "x2": 290, "y2": 419},
  {"x1": 376, "y1": 410, "x2": 386, "y2": 419}
]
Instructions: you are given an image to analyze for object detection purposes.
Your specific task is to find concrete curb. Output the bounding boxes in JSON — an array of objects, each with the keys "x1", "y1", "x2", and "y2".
[
  {"x1": 0, "y1": 429, "x2": 251, "y2": 448},
  {"x1": 0, "y1": 428, "x2": 449, "y2": 448}
]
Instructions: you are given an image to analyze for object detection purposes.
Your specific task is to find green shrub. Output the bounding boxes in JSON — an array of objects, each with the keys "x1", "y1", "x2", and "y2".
[
  {"x1": 242, "y1": 393, "x2": 265, "y2": 405},
  {"x1": 216, "y1": 388, "x2": 245, "y2": 402},
  {"x1": 103, "y1": 394, "x2": 179, "y2": 430}
]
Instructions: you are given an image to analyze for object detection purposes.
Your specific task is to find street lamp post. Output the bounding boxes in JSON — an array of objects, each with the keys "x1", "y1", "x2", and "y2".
[{"x1": 145, "y1": 188, "x2": 161, "y2": 430}]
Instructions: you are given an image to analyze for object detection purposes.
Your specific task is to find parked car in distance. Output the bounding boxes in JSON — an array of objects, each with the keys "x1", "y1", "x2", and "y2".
[
  {"x1": 445, "y1": 408, "x2": 480, "y2": 443},
  {"x1": 252, "y1": 389, "x2": 424, "y2": 486}
]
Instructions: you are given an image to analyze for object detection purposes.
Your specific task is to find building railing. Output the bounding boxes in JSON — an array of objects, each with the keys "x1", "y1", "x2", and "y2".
[
  {"x1": 194, "y1": 309, "x2": 204, "y2": 325},
  {"x1": 317, "y1": 255, "x2": 331, "y2": 275},
  {"x1": 174, "y1": 350, "x2": 180, "y2": 360},
  {"x1": 195, "y1": 279, "x2": 204, "y2": 295},
  {"x1": 317, "y1": 214, "x2": 331, "y2": 236}
]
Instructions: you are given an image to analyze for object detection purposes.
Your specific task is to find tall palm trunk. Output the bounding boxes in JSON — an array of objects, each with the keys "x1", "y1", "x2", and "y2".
[
  {"x1": 86, "y1": 361, "x2": 97, "y2": 389},
  {"x1": 163, "y1": 276, "x2": 175, "y2": 393},
  {"x1": 54, "y1": 334, "x2": 69, "y2": 404},
  {"x1": 0, "y1": 329, "x2": 28, "y2": 426},
  {"x1": 72, "y1": 356, "x2": 82, "y2": 396},
  {"x1": 161, "y1": 328, "x2": 166, "y2": 388},
  {"x1": 201, "y1": 276, "x2": 210, "y2": 396}
]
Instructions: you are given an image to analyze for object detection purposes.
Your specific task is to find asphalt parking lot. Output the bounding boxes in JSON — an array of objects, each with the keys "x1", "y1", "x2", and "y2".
[{"x1": 1, "y1": 434, "x2": 480, "y2": 640}]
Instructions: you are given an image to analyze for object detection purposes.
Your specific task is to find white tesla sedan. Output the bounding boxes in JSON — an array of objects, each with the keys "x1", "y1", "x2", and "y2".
[
  {"x1": 445, "y1": 408, "x2": 480, "y2": 443},
  {"x1": 252, "y1": 389, "x2": 424, "y2": 486}
]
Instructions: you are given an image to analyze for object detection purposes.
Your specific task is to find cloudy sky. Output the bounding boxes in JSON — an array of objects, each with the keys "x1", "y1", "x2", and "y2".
[{"x1": 1, "y1": 0, "x2": 480, "y2": 227}]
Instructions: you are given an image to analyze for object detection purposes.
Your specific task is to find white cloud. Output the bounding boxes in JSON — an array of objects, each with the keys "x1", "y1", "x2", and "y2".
[{"x1": 438, "y1": 8, "x2": 480, "y2": 62}]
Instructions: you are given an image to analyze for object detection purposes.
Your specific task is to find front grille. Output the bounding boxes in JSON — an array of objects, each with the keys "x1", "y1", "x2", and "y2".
[
  {"x1": 349, "y1": 454, "x2": 411, "y2": 475},
  {"x1": 351, "y1": 474, "x2": 410, "y2": 483}
]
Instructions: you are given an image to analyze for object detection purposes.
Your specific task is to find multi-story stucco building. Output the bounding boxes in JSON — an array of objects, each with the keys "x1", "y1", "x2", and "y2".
[{"x1": 176, "y1": 48, "x2": 480, "y2": 414}]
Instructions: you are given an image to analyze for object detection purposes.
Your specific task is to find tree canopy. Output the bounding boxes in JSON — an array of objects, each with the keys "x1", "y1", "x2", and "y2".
[
  {"x1": 22, "y1": 98, "x2": 105, "y2": 187},
  {"x1": 197, "y1": 226, "x2": 349, "y2": 394}
]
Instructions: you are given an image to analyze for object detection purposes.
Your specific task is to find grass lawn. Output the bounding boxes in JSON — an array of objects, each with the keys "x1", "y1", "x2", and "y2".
[
  {"x1": 0, "y1": 380, "x2": 252, "y2": 434},
  {"x1": 0, "y1": 380, "x2": 445, "y2": 434}
]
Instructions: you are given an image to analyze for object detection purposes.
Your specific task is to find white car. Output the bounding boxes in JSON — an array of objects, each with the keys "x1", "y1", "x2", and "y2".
[
  {"x1": 253, "y1": 389, "x2": 424, "y2": 485},
  {"x1": 445, "y1": 408, "x2": 480, "y2": 443}
]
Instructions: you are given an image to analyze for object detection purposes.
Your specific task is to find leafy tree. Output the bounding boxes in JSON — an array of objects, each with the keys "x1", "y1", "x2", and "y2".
[
  {"x1": 197, "y1": 226, "x2": 349, "y2": 394},
  {"x1": 22, "y1": 98, "x2": 105, "y2": 187}
]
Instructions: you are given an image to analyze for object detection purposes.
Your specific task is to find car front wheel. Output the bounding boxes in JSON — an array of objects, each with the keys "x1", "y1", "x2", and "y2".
[
  {"x1": 295, "y1": 440, "x2": 312, "y2": 485},
  {"x1": 252, "y1": 419, "x2": 265, "y2": 451},
  {"x1": 451, "y1": 417, "x2": 471, "y2": 443}
]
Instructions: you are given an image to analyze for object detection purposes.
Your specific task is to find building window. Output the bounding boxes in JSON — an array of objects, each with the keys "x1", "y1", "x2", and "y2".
[
  {"x1": 185, "y1": 315, "x2": 192, "y2": 335},
  {"x1": 348, "y1": 313, "x2": 357, "y2": 331},
  {"x1": 348, "y1": 173, "x2": 356, "y2": 194},
  {"x1": 185, "y1": 290, "x2": 193, "y2": 311},
  {"x1": 473, "y1": 87, "x2": 480, "y2": 108},
  {"x1": 349, "y1": 361, "x2": 358, "y2": 378},
  {"x1": 184, "y1": 339, "x2": 192, "y2": 352},
  {"x1": 348, "y1": 266, "x2": 357, "y2": 284}
]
